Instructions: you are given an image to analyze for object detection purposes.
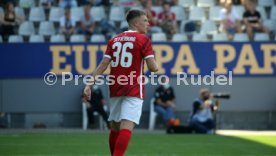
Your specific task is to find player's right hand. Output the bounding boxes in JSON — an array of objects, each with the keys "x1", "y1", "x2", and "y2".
[{"x1": 84, "y1": 85, "x2": 91, "y2": 97}]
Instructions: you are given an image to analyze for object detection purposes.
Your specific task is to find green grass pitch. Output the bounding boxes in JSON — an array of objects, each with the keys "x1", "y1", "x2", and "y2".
[{"x1": 0, "y1": 132, "x2": 276, "y2": 156}]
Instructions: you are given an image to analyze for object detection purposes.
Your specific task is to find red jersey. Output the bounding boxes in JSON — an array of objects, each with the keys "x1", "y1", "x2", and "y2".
[
  {"x1": 104, "y1": 31, "x2": 154, "y2": 99},
  {"x1": 158, "y1": 11, "x2": 176, "y2": 21}
]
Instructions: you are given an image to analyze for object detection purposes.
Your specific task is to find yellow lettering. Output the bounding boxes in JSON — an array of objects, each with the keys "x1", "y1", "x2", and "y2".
[
  {"x1": 153, "y1": 45, "x2": 174, "y2": 74},
  {"x1": 214, "y1": 44, "x2": 236, "y2": 74},
  {"x1": 171, "y1": 45, "x2": 199, "y2": 74},
  {"x1": 261, "y1": 44, "x2": 276, "y2": 74},
  {"x1": 233, "y1": 44, "x2": 263, "y2": 74},
  {"x1": 99, "y1": 45, "x2": 110, "y2": 74},
  {"x1": 50, "y1": 46, "x2": 72, "y2": 74},
  {"x1": 73, "y1": 45, "x2": 97, "y2": 75}
]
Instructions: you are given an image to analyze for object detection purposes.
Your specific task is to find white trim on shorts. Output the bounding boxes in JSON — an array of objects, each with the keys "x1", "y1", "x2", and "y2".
[{"x1": 108, "y1": 96, "x2": 143, "y2": 125}]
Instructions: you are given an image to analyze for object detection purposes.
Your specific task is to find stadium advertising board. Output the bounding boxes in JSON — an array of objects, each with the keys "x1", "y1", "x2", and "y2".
[{"x1": 0, "y1": 42, "x2": 275, "y2": 78}]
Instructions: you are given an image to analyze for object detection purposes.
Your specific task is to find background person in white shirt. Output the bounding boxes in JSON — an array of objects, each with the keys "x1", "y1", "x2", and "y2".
[
  {"x1": 219, "y1": 1, "x2": 242, "y2": 40},
  {"x1": 59, "y1": 8, "x2": 77, "y2": 40}
]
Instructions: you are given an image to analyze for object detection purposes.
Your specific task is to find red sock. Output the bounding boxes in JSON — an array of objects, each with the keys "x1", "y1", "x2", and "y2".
[
  {"x1": 113, "y1": 129, "x2": 132, "y2": 156},
  {"x1": 109, "y1": 130, "x2": 119, "y2": 155}
]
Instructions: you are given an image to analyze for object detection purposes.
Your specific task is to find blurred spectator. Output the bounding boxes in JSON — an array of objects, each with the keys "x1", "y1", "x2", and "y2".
[
  {"x1": 117, "y1": 0, "x2": 138, "y2": 8},
  {"x1": 79, "y1": 0, "x2": 107, "y2": 6},
  {"x1": 219, "y1": 0, "x2": 246, "y2": 5},
  {"x1": 220, "y1": 1, "x2": 241, "y2": 40},
  {"x1": 82, "y1": 85, "x2": 110, "y2": 129},
  {"x1": 0, "y1": 112, "x2": 7, "y2": 128},
  {"x1": 98, "y1": 19, "x2": 117, "y2": 39},
  {"x1": 157, "y1": 2, "x2": 177, "y2": 40},
  {"x1": 154, "y1": 77, "x2": 180, "y2": 127},
  {"x1": 40, "y1": 0, "x2": 55, "y2": 9},
  {"x1": 190, "y1": 88, "x2": 220, "y2": 134},
  {"x1": 59, "y1": 0, "x2": 78, "y2": 8},
  {"x1": 155, "y1": 0, "x2": 178, "y2": 6},
  {"x1": 141, "y1": 0, "x2": 162, "y2": 34},
  {"x1": 59, "y1": 8, "x2": 77, "y2": 40},
  {"x1": 0, "y1": 2, "x2": 24, "y2": 42},
  {"x1": 0, "y1": 0, "x2": 17, "y2": 7},
  {"x1": 243, "y1": 0, "x2": 270, "y2": 40},
  {"x1": 78, "y1": 5, "x2": 96, "y2": 37}
]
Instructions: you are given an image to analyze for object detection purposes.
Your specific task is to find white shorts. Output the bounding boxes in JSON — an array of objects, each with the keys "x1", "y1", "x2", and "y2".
[{"x1": 108, "y1": 97, "x2": 143, "y2": 125}]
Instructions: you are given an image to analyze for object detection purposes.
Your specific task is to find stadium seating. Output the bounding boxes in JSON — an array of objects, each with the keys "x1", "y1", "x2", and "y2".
[
  {"x1": 212, "y1": 33, "x2": 228, "y2": 41},
  {"x1": 29, "y1": 35, "x2": 45, "y2": 43},
  {"x1": 120, "y1": 21, "x2": 129, "y2": 30},
  {"x1": 151, "y1": 6, "x2": 163, "y2": 15},
  {"x1": 18, "y1": 21, "x2": 36, "y2": 36},
  {"x1": 91, "y1": 6, "x2": 106, "y2": 22},
  {"x1": 0, "y1": 0, "x2": 275, "y2": 43},
  {"x1": 270, "y1": 6, "x2": 276, "y2": 20},
  {"x1": 152, "y1": 33, "x2": 167, "y2": 42},
  {"x1": 189, "y1": 7, "x2": 206, "y2": 22},
  {"x1": 232, "y1": 5, "x2": 245, "y2": 20},
  {"x1": 19, "y1": 0, "x2": 35, "y2": 8},
  {"x1": 29, "y1": 7, "x2": 46, "y2": 22},
  {"x1": 254, "y1": 33, "x2": 270, "y2": 41},
  {"x1": 109, "y1": 6, "x2": 125, "y2": 22},
  {"x1": 15, "y1": 7, "x2": 25, "y2": 19},
  {"x1": 233, "y1": 33, "x2": 249, "y2": 42},
  {"x1": 178, "y1": 0, "x2": 195, "y2": 8},
  {"x1": 71, "y1": 7, "x2": 84, "y2": 22},
  {"x1": 38, "y1": 21, "x2": 56, "y2": 36},
  {"x1": 200, "y1": 20, "x2": 218, "y2": 35},
  {"x1": 263, "y1": 19, "x2": 276, "y2": 32},
  {"x1": 258, "y1": 0, "x2": 275, "y2": 7},
  {"x1": 50, "y1": 35, "x2": 66, "y2": 43},
  {"x1": 70, "y1": 34, "x2": 86, "y2": 42},
  {"x1": 209, "y1": 6, "x2": 222, "y2": 22},
  {"x1": 149, "y1": 98, "x2": 157, "y2": 130},
  {"x1": 172, "y1": 33, "x2": 188, "y2": 42},
  {"x1": 49, "y1": 7, "x2": 65, "y2": 23},
  {"x1": 8, "y1": 35, "x2": 24, "y2": 43},
  {"x1": 256, "y1": 6, "x2": 267, "y2": 20},
  {"x1": 192, "y1": 33, "x2": 208, "y2": 41},
  {"x1": 90, "y1": 34, "x2": 106, "y2": 42},
  {"x1": 197, "y1": 0, "x2": 215, "y2": 7},
  {"x1": 171, "y1": 6, "x2": 186, "y2": 21}
]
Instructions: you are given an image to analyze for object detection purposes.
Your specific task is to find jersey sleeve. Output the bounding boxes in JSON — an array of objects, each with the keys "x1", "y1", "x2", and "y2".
[
  {"x1": 141, "y1": 36, "x2": 154, "y2": 60},
  {"x1": 104, "y1": 40, "x2": 112, "y2": 59}
]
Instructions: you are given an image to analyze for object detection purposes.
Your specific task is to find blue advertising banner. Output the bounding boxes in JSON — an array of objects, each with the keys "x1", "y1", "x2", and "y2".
[{"x1": 0, "y1": 42, "x2": 275, "y2": 78}]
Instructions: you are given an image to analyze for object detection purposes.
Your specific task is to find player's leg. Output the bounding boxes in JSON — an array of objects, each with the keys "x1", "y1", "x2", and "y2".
[
  {"x1": 112, "y1": 120, "x2": 135, "y2": 156},
  {"x1": 109, "y1": 121, "x2": 120, "y2": 155},
  {"x1": 113, "y1": 97, "x2": 143, "y2": 156},
  {"x1": 108, "y1": 97, "x2": 123, "y2": 155}
]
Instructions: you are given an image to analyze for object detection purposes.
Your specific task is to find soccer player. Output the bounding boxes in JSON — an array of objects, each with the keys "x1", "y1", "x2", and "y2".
[{"x1": 84, "y1": 9, "x2": 158, "y2": 156}]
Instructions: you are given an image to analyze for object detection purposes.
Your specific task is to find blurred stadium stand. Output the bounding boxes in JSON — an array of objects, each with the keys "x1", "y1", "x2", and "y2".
[
  {"x1": 0, "y1": 0, "x2": 276, "y2": 130},
  {"x1": 0, "y1": 0, "x2": 275, "y2": 42}
]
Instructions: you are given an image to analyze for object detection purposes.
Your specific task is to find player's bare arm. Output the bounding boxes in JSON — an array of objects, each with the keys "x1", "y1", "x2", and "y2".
[
  {"x1": 146, "y1": 57, "x2": 158, "y2": 72},
  {"x1": 84, "y1": 57, "x2": 111, "y2": 95}
]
